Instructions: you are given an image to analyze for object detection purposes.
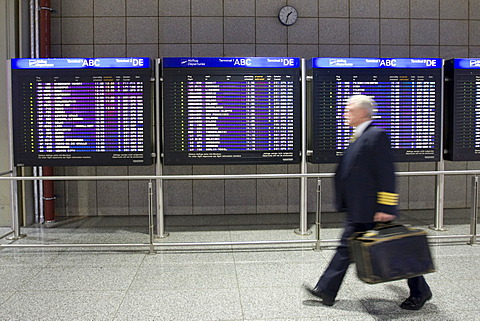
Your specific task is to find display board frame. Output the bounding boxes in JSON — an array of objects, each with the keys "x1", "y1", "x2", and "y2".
[
  {"x1": 309, "y1": 57, "x2": 443, "y2": 163},
  {"x1": 444, "y1": 58, "x2": 480, "y2": 161},
  {"x1": 160, "y1": 57, "x2": 302, "y2": 165},
  {"x1": 10, "y1": 57, "x2": 153, "y2": 166}
]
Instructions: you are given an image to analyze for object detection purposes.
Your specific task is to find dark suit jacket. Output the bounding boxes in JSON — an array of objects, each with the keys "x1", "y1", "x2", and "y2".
[{"x1": 334, "y1": 123, "x2": 398, "y2": 223}]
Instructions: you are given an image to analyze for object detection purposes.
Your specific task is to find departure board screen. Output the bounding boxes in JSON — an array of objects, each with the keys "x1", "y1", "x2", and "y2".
[
  {"x1": 310, "y1": 58, "x2": 442, "y2": 163},
  {"x1": 444, "y1": 59, "x2": 480, "y2": 161},
  {"x1": 162, "y1": 57, "x2": 301, "y2": 165},
  {"x1": 11, "y1": 58, "x2": 152, "y2": 166}
]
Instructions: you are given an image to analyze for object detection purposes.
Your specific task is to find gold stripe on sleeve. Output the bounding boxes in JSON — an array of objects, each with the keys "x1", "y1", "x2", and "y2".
[{"x1": 377, "y1": 191, "x2": 399, "y2": 206}]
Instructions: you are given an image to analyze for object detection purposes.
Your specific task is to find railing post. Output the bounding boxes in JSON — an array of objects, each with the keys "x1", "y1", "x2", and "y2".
[
  {"x1": 469, "y1": 176, "x2": 478, "y2": 246},
  {"x1": 148, "y1": 180, "x2": 155, "y2": 254},
  {"x1": 7, "y1": 168, "x2": 26, "y2": 240},
  {"x1": 155, "y1": 59, "x2": 169, "y2": 239},
  {"x1": 155, "y1": 176, "x2": 169, "y2": 238},
  {"x1": 314, "y1": 179, "x2": 321, "y2": 251},
  {"x1": 11, "y1": 167, "x2": 20, "y2": 238},
  {"x1": 295, "y1": 58, "x2": 311, "y2": 236},
  {"x1": 430, "y1": 161, "x2": 447, "y2": 231}
]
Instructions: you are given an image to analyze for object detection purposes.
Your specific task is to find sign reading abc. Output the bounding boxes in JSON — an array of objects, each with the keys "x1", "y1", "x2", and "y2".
[
  {"x1": 453, "y1": 58, "x2": 480, "y2": 69},
  {"x1": 163, "y1": 57, "x2": 300, "y2": 68},
  {"x1": 12, "y1": 58, "x2": 150, "y2": 69},
  {"x1": 313, "y1": 58, "x2": 441, "y2": 69}
]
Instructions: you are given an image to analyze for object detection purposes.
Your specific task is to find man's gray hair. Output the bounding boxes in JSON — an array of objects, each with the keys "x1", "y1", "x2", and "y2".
[{"x1": 347, "y1": 95, "x2": 377, "y2": 117}]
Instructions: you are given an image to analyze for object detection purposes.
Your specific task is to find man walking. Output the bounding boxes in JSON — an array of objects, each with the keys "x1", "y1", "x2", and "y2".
[{"x1": 305, "y1": 95, "x2": 432, "y2": 310}]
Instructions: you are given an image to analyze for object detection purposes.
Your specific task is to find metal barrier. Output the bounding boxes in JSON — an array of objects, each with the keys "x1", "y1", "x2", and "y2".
[
  {"x1": 0, "y1": 170, "x2": 479, "y2": 251},
  {"x1": 0, "y1": 230, "x2": 14, "y2": 240},
  {"x1": 470, "y1": 176, "x2": 479, "y2": 245},
  {"x1": 0, "y1": 170, "x2": 14, "y2": 240}
]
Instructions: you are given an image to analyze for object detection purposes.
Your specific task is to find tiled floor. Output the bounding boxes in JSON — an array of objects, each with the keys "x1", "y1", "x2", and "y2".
[{"x1": 0, "y1": 210, "x2": 479, "y2": 321}]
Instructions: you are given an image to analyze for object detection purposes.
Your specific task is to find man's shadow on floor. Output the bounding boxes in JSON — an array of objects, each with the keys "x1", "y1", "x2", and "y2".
[{"x1": 303, "y1": 284, "x2": 441, "y2": 320}]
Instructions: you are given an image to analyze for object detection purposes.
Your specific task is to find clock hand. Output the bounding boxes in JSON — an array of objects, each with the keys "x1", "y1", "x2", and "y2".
[{"x1": 286, "y1": 12, "x2": 292, "y2": 22}]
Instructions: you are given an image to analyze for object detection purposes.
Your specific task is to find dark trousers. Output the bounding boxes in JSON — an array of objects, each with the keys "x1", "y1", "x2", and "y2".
[{"x1": 314, "y1": 219, "x2": 431, "y2": 299}]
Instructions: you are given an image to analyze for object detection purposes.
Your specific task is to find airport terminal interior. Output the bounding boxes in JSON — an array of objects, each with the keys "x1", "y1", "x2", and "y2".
[{"x1": 1, "y1": 0, "x2": 480, "y2": 320}]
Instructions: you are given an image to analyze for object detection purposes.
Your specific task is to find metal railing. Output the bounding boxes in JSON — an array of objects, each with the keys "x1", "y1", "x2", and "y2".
[
  {"x1": 0, "y1": 169, "x2": 479, "y2": 251},
  {"x1": 0, "y1": 170, "x2": 14, "y2": 241}
]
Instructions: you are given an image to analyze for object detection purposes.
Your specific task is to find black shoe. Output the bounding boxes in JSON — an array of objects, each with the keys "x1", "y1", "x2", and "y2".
[
  {"x1": 303, "y1": 284, "x2": 335, "y2": 306},
  {"x1": 400, "y1": 291, "x2": 432, "y2": 310}
]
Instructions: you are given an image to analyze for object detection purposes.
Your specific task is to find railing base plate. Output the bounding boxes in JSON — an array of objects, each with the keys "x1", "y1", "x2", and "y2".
[{"x1": 294, "y1": 228, "x2": 313, "y2": 236}]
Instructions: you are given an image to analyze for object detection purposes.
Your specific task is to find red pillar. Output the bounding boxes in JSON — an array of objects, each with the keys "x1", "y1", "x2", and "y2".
[{"x1": 39, "y1": 0, "x2": 55, "y2": 222}]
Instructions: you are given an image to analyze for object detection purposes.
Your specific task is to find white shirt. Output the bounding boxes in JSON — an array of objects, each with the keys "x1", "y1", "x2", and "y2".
[{"x1": 353, "y1": 120, "x2": 373, "y2": 138}]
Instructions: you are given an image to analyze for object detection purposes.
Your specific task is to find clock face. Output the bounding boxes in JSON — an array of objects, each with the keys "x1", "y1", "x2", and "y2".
[{"x1": 278, "y1": 5, "x2": 298, "y2": 26}]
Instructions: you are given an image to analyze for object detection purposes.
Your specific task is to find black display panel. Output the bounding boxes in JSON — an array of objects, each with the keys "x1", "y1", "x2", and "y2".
[
  {"x1": 444, "y1": 59, "x2": 480, "y2": 161},
  {"x1": 11, "y1": 58, "x2": 152, "y2": 166},
  {"x1": 162, "y1": 57, "x2": 301, "y2": 165},
  {"x1": 310, "y1": 58, "x2": 443, "y2": 163}
]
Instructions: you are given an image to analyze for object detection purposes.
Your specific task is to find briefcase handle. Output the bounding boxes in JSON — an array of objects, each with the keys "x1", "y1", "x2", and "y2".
[{"x1": 374, "y1": 222, "x2": 409, "y2": 235}]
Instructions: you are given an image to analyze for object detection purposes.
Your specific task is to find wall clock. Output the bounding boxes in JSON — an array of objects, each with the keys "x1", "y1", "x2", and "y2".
[{"x1": 278, "y1": 5, "x2": 298, "y2": 26}]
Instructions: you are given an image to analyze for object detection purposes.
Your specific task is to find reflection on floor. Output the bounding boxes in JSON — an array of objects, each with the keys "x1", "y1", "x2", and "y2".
[{"x1": 0, "y1": 209, "x2": 479, "y2": 320}]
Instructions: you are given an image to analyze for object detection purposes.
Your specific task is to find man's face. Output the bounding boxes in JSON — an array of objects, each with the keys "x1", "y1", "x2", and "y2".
[{"x1": 344, "y1": 103, "x2": 367, "y2": 127}]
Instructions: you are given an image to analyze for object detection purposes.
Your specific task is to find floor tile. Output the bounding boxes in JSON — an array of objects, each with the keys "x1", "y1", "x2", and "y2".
[
  {"x1": 0, "y1": 290, "x2": 124, "y2": 321},
  {"x1": 20, "y1": 266, "x2": 138, "y2": 291},
  {"x1": 431, "y1": 278, "x2": 480, "y2": 311},
  {"x1": 244, "y1": 314, "x2": 377, "y2": 321},
  {"x1": 431, "y1": 242, "x2": 480, "y2": 257},
  {"x1": 0, "y1": 250, "x2": 60, "y2": 266},
  {"x1": 47, "y1": 251, "x2": 146, "y2": 267},
  {"x1": 72, "y1": 230, "x2": 150, "y2": 244},
  {"x1": 114, "y1": 289, "x2": 243, "y2": 321},
  {"x1": 0, "y1": 291, "x2": 15, "y2": 306},
  {"x1": 144, "y1": 249, "x2": 235, "y2": 265},
  {"x1": 130, "y1": 262, "x2": 237, "y2": 290},
  {"x1": 0, "y1": 266, "x2": 43, "y2": 291},
  {"x1": 232, "y1": 247, "x2": 323, "y2": 264},
  {"x1": 9, "y1": 230, "x2": 82, "y2": 244},
  {"x1": 235, "y1": 262, "x2": 323, "y2": 288},
  {"x1": 239, "y1": 286, "x2": 368, "y2": 320},
  {"x1": 434, "y1": 256, "x2": 480, "y2": 280}
]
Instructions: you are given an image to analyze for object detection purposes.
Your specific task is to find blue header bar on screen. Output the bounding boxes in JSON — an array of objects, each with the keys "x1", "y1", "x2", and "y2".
[
  {"x1": 453, "y1": 58, "x2": 480, "y2": 69},
  {"x1": 162, "y1": 57, "x2": 300, "y2": 68},
  {"x1": 311, "y1": 57, "x2": 442, "y2": 69},
  {"x1": 11, "y1": 58, "x2": 150, "y2": 69}
]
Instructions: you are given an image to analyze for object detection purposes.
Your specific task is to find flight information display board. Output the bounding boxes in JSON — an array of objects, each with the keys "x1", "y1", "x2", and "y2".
[
  {"x1": 162, "y1": 57, "x2": 301, "y2": 165},
  {"x1": 11, "y1": 58, "x2": 152, "y2": 166},
  {"x1": 444, "y1": 59, "x2": 480, "y2": 161},
  {"x1": 310, "y1": 57, "x2": 442, "y2": 163}
]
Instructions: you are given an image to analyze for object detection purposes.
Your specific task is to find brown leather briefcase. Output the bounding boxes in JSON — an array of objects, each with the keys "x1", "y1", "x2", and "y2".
[{"x1": 348, "y1": 224, "x2": 435, "y2": 284}]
